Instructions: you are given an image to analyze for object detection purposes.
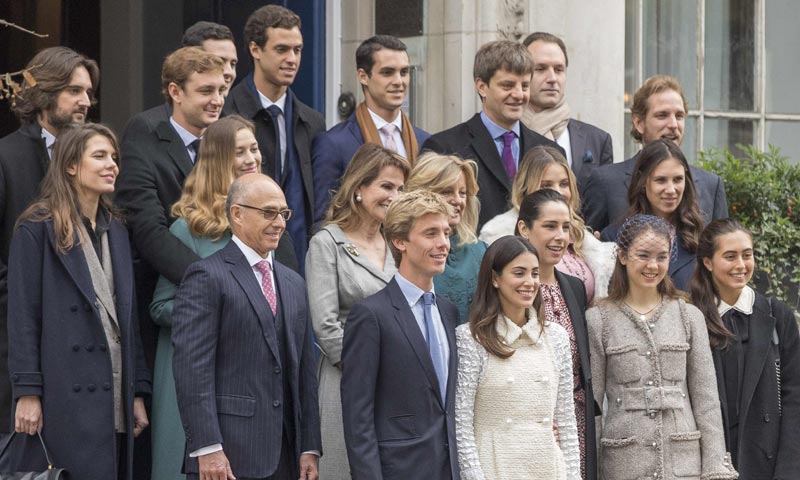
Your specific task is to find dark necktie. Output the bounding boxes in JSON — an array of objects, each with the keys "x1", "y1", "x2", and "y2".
[
  {"x1": 266, "y1": 105, "x2": 283, "y2": 184},
  {"x1": 423, "y1": 292, "x2": 447, "y2": 403},
  {"x1": 501, "y1": 131, "x2": 517, "y2": 179},
  {"x1": 190, "y1": 138, "x2": 202, "y2": 163}
]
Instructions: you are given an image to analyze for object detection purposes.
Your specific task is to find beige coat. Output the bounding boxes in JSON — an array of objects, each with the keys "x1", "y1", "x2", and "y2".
[{"x1": 587, "y1": 298, "x2": 738, "y2": 480}]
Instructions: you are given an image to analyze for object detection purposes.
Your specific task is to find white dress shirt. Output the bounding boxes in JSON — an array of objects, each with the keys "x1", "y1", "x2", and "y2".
[
  {"x1": 367, "y1": 108, "x2": 407, "y2": 158},
  {"x1": 556, "y1": 126, "x2": 573, "y2": 167},
  {"x1": 169, "y1": 116, "x2": 201, "y2": 164},
  {"x1": 257, "y1": 90, "x2": 288, "y2": 169},
  {"x1": 41, "y1": 126, "x2": 56, "y2": 160}
]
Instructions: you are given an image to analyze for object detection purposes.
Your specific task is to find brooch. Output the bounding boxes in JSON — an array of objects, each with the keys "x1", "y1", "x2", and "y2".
[{"x1": 344, "y1": 243, "x2": 360, "y2": 256}]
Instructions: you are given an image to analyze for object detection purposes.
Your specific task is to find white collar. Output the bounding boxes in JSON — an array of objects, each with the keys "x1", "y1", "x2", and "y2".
[
  {"x1": 231, "y1": 235, "x2": 273, "y2": 267},
  {"x1": 169, "y1": 116, "x2": 200, "y2": 148},
  {"x1": 368, "y1": 107, "x2": 403, "y2": 132},
  {"x1": 40, "y1": 125, "x2": 57, "y2": 151},
  {"x1": 495, "y1": 310, "x2": 543, "y2": 345},
  {"x1": 718, "y1": 285, "x2": 755, "y2": 316},
  {"x1": 257, "y1": 90, "x2": 287, "y2": 113}
]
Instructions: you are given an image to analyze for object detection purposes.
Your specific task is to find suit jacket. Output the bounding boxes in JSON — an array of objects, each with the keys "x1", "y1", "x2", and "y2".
[
  {"x1": 311, "y1": 113, "x2": 431, "y2": 223},
  {"x1": 341, "y1": 278, "x2": 460, "y2": 480},
  {"x1": 171, "y1": 241, "x2": 320, "y2": 478},
  {"x1": 224, "y1": 79, "x2": 326, "y2": 237},
  {"x1": 120, "y1": 102, "x2": 172, "y2": 138},
  {"x1": 422, "y1": 113, "x2": 563, "y2": 229},
  {"x1": 567, "y1": 118, "x2": 613, "y2": 195},
  {"x1": 554, "y1": 270, "x2": 597, "y2": 480},
  {"x1": 8, "y1": 218, "x2": 150, "y2": 480},
  {"x1": 0, "y1": 122, "x2": 50, "y2": 432},
  {"x1": 712, "y1": 293, "x2": 800, "y2": 479},
  {"x1": 582, "y1": 153, "x2": 729, "y2": 232}
]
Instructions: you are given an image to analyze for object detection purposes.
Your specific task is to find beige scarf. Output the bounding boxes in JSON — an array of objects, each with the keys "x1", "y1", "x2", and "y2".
[
  {"x1": 355, "y1": 102, "x2": 419, "y2": 166},
  {"x1": 521, "y1": 97, "x2": 571, "y2": 141}
]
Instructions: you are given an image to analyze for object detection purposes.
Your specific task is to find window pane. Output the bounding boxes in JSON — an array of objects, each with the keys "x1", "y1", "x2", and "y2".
[
  {"x1": 682, "y1": 116, "x2": 698, "y2": 161},
  {"x1": 766, "y1": 121, "x2": 800, "y2": 164},
  {"x1": 704, "y1": 0, "x2": 755, "y2": 111},
  {"x1": 766, "y1": 0, "x2": 800, "y2": 114},
  {"x1": 642, "y1": 0, "x2": 698, "y2": 108},
  {"x1": 703, "y1": 118, "x2": 755, "y2": 158},
  {"x1": 625, "y1": 0, "x2": 638, "y2": 108}
]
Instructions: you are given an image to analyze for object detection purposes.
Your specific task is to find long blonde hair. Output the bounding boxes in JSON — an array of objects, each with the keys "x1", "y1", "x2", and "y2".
[
  {"x1": 406, "y1": 152, "x2": 480, "y2": 246},
  {"x1": 172, "y1": 115, "x2": 257, "y2": 239},
  {"x1": 514, "y1": 146, "x2": 585, "y2": 256}
]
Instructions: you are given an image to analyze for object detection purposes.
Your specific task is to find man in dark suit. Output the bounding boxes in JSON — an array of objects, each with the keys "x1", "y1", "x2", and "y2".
[
  {"x1": 172, "y1": 174, "x2": 320, "y2": 480},
  {"x1": 521, "y1": 32, "x2": 614, "y2": 192},
  {"x1": 342, "y1": 190, "x2": 459, "y2": 480},
  {"x1": 114, "y1": 47, "x2": 227, "y2": 373},
  {"x1": 224, "y1": 5, "x2": 325, "y2": 272},
  {"x1": 0, "y1": 46, "x2": 98, "y2": 436},
  {"x1": 422, "y1": 40, "x2": 562, "y2": 229},
  {"x1": 312, "y1": 35, "x2": 430, "y2": 223},
  {"x1": 122, "y1": 21, "x2": 239, "y2": 137},
  {"x1": 582, "y1": 75, "x2": 728, "y2": 232}
]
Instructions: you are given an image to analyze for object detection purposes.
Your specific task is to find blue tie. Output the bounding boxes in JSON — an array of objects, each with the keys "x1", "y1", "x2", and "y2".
[
  {"x1": 266, "y1": 105, "x2": 283, "y2": 184},
  {"x1": 423, "y1": 292, "x2": 447, "y2": 403}
]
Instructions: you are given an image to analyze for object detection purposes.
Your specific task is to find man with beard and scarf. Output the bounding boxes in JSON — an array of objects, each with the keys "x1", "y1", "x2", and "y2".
[
  {"x1": 0, "y1": 46, "x2": 99, "y2": 441},
  {"x1": 521, "y1": 32, "x2": 613, "y2": 194},
  {"x1": 582, "y1": 75, "x2": 729, "y2": 232}
]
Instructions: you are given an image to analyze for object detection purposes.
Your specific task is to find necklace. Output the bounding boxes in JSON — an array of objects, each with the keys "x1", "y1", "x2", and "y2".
[{"x1": 624, "y1": 297, "x2": 662, "y2": 322}]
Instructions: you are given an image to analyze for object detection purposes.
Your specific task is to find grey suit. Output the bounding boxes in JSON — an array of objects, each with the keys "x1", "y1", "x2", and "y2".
[
  {"x1": 305, "y1": 224, "x2": 396, "y2": 478},
  {"x1": 582, "y1": 153, "x2": 729, "y2": 232},
  {"x1": 567, "y1": 118, "x2": 614, "y2": 195},
  {"x1": 172, "y1": 241, "x2": 320, "y2": 478}
]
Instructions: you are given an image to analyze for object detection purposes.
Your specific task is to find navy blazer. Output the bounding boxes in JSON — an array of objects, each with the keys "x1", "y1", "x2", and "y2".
[
  {"x1": 171, "y1": 241, "x2": 320, "y2": 479},
  {"x1": 311, "y1": 113, "x2": 430, "y2": 223},
  {"x1": 582, "y1": 153, "x2": 729, "y2": 233},
  {"x1": 567, "y1": 118, "x2": 613, "y2": 195},
  {"x1": 8, "y1": 218, "x2": 150, "y2": 480},
  {"x1": 712, "y1": 293, "x2": 800, "y2": 478},
  {"x1": 422, "y1": 113, "x2": 563, "y2": 229},
  {"x1": 341, "y1": 278, "x2": 460, "y2": 480}
]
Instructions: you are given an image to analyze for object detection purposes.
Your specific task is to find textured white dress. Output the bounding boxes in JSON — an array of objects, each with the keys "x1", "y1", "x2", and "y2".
[{"x1": 455, "y1": 314, "x2": 581, "y2": 480}]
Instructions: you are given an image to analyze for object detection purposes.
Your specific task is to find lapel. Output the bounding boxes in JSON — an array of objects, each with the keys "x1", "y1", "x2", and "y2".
[
  {"x1": 466, "y1": 114, "x2": 511, "y2": 190},
  {"x1": 274, "y1": 261, "x2": 299, "y2": 367},
  {"x1": 324, "y1": 225, "x2": 394, "y2": 283},
  {"x1": 288, "y1": 90, "x2": 314, "y2": 201},
  {"x1": 109, "y1": 221, "x2": 133, "y2": 319},
  {"x1": 223, "y1": 243, "x2": 281, "y2": 361},
  {"x1": 555, "y1": 270, "x2": 591, "y2": 383},
  {"x1": 47, "y1": 223, "x2": 96, "y2": 309},
  {"x1": 441, "y1": 300, "x2": 459, "y2": 408},
  {"x1": 346, "y1": 114, "x2": 364, "y2": 144},
  {"x1": 20, "y1": 122, "x2": 50, "y2": 175},
  {"x1": 387, "y1": 279, "x2": 445, "y2": 408},
  {"x1": 670, "y1": 242, "x2": 695, "y2": 276},
  {"x1": 711, "y1": 348, "x2": 733, "y2": 449},
  {"x1": 568, "y1": 119, "x2": 587, "y2": 174},
  {"x1": 154, "y1": 120, "x2": 193, "y2": 180},
  {"x1": 622, "y1": 154, "x2": 637, "y2": 191},
  {"x1": 739, "y1": 294, "x2": 776, "y2": 435}
]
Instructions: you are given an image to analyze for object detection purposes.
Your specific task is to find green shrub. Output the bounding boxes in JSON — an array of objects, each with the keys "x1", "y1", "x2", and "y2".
[{"x1": 698, "y1": 144, "x2": 800, "y2": 308}]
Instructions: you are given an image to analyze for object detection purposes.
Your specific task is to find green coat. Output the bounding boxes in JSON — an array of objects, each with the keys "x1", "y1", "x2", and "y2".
[{"x1": 149, "y1": 218, "x2": 230, "y2": 480}]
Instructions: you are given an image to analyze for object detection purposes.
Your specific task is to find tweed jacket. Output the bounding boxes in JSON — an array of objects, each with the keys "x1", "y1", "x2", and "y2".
[{"x1": 587, "y1": 298, "x2": 737, "y2": 480}]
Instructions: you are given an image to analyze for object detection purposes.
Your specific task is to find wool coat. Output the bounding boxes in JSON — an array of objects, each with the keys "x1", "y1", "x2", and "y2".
[
  {"x1": 587, "y1": 298, "x2": 737, "y2": 480},
  {"x1": 7, "y1": 218, "x2": 151, "y2": 479}
]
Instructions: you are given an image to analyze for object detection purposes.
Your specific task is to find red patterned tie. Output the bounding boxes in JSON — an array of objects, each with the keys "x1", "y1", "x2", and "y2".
[{"x1": 254, "y1": 260, "x2": 277, "y2": 315}]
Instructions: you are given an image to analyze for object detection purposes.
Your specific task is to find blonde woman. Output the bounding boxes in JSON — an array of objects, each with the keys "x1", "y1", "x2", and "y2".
[
  {"x1": 406, "y1": 152, "x2": 486, "y2": 320},
  {"x1": 480, "y1": 145, "x2": 615, "y2": 300},
  {"x1": 149, "y1": 115, "x2": 261, "y2": 480},
  {"x1": 305, "y1": 143, "x2": 410, "y2": 478}
]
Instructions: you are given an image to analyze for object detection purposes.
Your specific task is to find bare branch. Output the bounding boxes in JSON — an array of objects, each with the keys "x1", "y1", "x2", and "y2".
[{"x1": 0, "y1": 19, "x2": 49, "y2": 38}]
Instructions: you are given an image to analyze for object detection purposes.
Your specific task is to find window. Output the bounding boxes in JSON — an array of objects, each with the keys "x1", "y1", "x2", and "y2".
[{"x1": 625, "y1": 0, "x2": 800, "y2": 162}]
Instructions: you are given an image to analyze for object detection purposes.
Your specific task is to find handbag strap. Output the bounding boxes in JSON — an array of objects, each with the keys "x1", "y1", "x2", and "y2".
[{"x1": 0, "y1": 431, "x2": 57, "y2": 469}]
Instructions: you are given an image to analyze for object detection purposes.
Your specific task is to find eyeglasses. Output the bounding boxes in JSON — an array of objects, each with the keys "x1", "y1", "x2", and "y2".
[{"x1": 237, "y1": 204, "x2": 292, "y2": 221}]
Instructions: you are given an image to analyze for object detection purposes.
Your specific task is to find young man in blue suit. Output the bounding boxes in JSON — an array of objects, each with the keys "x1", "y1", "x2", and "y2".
[
  {"x1": 172, "y1": 174, "x2": 320, "y2": 480},
  {"x1": 341, "y1": 190, "x2": 460, "y2": 480},
  {"x1": 312, "y1": 35, "x2": 430, "y2": 223}
]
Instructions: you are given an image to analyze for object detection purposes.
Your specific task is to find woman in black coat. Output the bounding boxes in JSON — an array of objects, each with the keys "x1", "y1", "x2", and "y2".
[
  {"x1": 8, "y1": 123, "x2": 151, "y2": 479},
  {"x1": 691, "y1": 218, "x2": 800, "y2": 478}
]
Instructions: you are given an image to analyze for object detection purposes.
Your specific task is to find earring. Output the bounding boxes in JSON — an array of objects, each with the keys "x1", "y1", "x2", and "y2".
[
  {"x1": 493, "y1": 282, "x2": 498, "y2": 288},
  {"x1": 355, "y1": 193, "x2": 362, "y2": 202}
]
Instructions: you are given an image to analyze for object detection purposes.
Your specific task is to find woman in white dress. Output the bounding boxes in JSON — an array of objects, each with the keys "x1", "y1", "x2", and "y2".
[{"x1": 455, "y1": 235, "x2": 580, "y2": 480}]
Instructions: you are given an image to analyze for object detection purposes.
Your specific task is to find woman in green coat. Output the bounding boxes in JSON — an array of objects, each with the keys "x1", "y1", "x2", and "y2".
[{"x1": 149, "y1": 115, "x2": 261, "y2": 480}]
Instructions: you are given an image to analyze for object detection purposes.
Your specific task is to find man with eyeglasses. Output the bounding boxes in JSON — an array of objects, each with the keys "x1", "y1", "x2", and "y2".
[{"x1": 172, "y1": 173, "x2": 320, "y2": 480}]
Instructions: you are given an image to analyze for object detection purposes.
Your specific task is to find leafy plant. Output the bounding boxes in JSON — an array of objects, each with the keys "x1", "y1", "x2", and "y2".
[{"x1": 698, "y1": 144, "x2": 800, "y2": 308}]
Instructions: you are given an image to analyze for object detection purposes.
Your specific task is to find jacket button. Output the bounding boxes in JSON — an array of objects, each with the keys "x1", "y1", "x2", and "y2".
[
  {"x1": 70, "y1": 305, "x2": 78, "y2": 312},
  {"x1": 86, "y1": 344, "x2": 95, "y2": 352},
  {"x1": 273, "y1": 400, "x2": 281, "y2": 408},
  {"x1": 103, "y1": 383, "x2": 111, "y2": 391},
  {"x1": 73, "y1": 384, "x2": 81, "y2": 392},
  {"x1": 99, "y1": 344, "x2": 107, "y2": 352},
  {"x1": 766, "y1": 453, "x2": 774, "y2": 459},
  {"x1": 764, "y1": 413, "x2": 770, "y2": 422},
  {"x1": 87, "y1": 384, "x2": 96, "y2": 392},
  {"x1": 444, "y1": 442, "x2": 449, "y2": 448},
  {"x1": 72, "y1": 344, "x2": 80, "y2": 352},
  {"x1": 273, "y1": 366, "x2": 281, "y2": 374}
]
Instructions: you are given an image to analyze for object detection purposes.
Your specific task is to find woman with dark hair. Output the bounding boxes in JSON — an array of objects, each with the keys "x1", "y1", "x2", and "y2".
[
  {"x1": 515, "y1": 189, "x2": 595, "y2": 479},
  {"x1": 600, "y1": 139, "x2": 705, "y2": 291},
  {"x1": 148, "y1": 114, "x2": 260, "y2": 480},
  {"x1": 8, "y1": 123, "x2": 150, "y2": 479},
  {"x1": 587, "y1": 214, "x2": 736, "y2": 480},
  {"x1": 306, "y1": 143, "x2": 409, "y2": 478},
  {"x1": 455, "y1": 235, "x2": 580, "y2": 479},
  {"x1": 690, "y1": 218, "x2": 800, "y2": 478}
]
